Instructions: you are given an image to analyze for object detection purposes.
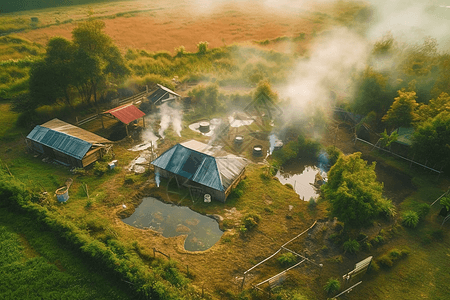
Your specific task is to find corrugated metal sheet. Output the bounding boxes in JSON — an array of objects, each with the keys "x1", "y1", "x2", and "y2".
[
  {"x1": 152, "y1": 140, "x2": 249, "y2": 191},
  {"x1": 41, "y1": 118, "x2": 111, "y2": 144},
  {"x1": 147, "y1": 84, "x2": 180, "y2": 105},
  {"x1": 26, "y1": 126, "x2": 92, "y2": 160},
  {"x1": 104, "y1": 104, "x2": 145, "y2": 125},
  {"x1": 152, "y1": 143, "x2": 223, "y2": 191}
]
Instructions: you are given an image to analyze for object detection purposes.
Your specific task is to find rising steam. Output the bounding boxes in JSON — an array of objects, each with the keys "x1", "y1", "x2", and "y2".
[
  {"x1": 280, "y1": 27, "x2": 369, "y2": 121},
  {"x1": 158, "y1": 102, "x2": 182, "y2": 138}
]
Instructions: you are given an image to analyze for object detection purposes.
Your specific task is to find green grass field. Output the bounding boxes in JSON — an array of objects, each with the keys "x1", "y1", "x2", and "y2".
[{"x1": 0, "y1": 210, "x2": 133, "y2": 300}]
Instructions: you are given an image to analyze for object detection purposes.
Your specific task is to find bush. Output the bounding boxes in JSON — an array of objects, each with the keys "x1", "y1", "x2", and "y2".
[
  {"x1": 242, "y1": 213, "x2": 261, "y2": 230},
  {"x1": 402, "y1": 210, "x2": 419, "y2": 228},
  {"x1": 197, "y1": 41, "x2": 209, "y2": 54},
  {"x1": 377, "y1": 248, "x2": 409, "y2": 268},
  {"x1": 343, "y1": 239, "x2": 360, "y2": 254},
  {"x1": 277, "y1": 252, "x2": 297, "y2": 267},
  {"x1": 93, "y1": 161, "x2": 108, "y2": 176},
  {"x1": 326, "y1": 145, "x2": 342, "y2": 167},
  {"x1": 285, "y1": 183, "x2": 294, "y2": 189},
  {"x1": 323, "y1": 278, "x2": 340, "y2": 295},
  {"x1": 308, "y1": 197, "x2": 317, "y2": 209}
]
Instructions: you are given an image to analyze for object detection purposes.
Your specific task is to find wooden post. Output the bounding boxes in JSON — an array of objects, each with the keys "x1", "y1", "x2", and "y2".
[
  {"x1": 101, "y1": 114, "x2": 104, "y2": 129},
  {"x1": 76, "y1": 116, "x2": 79, "y2": 125},
  {"x1": 240, "y1": 274, "x2": 246, "y2": 291},
  {"x1": 126, "y1": 124, "x2": 130, "y2": 137},
  {"x1": 142, "y1": 116, "x2": 146, "y2": 128}
]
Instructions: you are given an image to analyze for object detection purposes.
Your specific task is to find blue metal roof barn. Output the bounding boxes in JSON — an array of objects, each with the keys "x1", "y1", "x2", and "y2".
[
  {"x1": 27, "y1": 125, "x2": 92, "y2": 160},
  {"x1": 26, "y1": 119, "x2": 112, "y2": 168},
  {"x1": 151, "y1": 140, "x2": 248, "y2": 202}
]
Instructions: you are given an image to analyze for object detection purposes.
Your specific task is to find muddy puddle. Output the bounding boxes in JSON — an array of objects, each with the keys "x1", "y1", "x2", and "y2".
[{"x1": 122, "y1": 197, "x2": 223, "y2": 251}]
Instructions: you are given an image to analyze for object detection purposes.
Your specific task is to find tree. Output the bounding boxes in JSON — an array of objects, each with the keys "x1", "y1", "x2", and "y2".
[
  {"x1": 29, "y1": 37, "x2": 76, "y2": 108},
  {"x1": 322, "y1": 152, "x2": 392, "y2": 228},
  {"x1": 382, "y1": 90, "x2": 418, "y2": 129},
  {"x1": 72, "y1": 20, "x2": 129, "y2": 105},
  {"x1": 416, "y1": 92, "x2": 450, "y2": 122},
  {"x1": 412, "y1": 111, "x2": 450, "y2": 168}
]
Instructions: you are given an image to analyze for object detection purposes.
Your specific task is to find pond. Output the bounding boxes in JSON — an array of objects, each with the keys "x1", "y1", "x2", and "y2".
[
  {"x1": 276, "y1": 163, "x2": 326, "y2": 201},
  {"x1": 122, "y1": 197, "x2": 223, "y2": 251}
]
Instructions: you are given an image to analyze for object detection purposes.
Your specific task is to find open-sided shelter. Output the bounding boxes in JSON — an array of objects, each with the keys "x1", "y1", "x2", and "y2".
[
  {"x1": 26, "y1": 118, "x2": 112, "y2": 168},
  {"x1": 102, "y1": 103, "x2": 146, "y2": 136},
  {"x1": 151, "y1": 140, "x2": 248, "y2": 202},
  {"x1": 147, "y1": 84, "x2": 181, "y2": 105}
]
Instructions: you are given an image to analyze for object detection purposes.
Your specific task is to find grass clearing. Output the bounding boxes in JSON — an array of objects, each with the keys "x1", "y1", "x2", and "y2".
[{"x1": 0, "y1": 211, "x2": 133, "y2": 299}]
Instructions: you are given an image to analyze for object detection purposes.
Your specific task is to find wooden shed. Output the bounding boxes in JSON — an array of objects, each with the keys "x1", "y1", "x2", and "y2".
[
  {"x1": 147, "y1": 84, "x2": 181, "y2": 105},
  {"x1": 151, "y1": 140, "x2": 248, "y2": 202},
  {"x1": 26, "y1": 118, "x2": 112, "y2": 168}
]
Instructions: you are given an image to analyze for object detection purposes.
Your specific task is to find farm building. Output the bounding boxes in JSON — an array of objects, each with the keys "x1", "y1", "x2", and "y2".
[
  {"x1": 147, "y1": 84, "x2": 181, "y2": 105},
  {"x1": 102, "y1": 103, "x2": 146, "y2": 136},
  {"x1": 151, "y1": 140, "x2": 248, "y2": 202},
  {"x1": 26, "y1": 118, "x2": 112, "y2": 168}
]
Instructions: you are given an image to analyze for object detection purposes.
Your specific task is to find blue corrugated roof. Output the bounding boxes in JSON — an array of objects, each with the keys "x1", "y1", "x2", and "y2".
[
  {"x1": 151, "y1": 144, "x2": 224, "y2": 191},
  {"x1": 27, "y1": 125, "x2": 92, "y2": 160}
]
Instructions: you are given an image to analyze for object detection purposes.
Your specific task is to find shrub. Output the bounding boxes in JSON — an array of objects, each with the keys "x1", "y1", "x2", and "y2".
[
  {"x1": 242, "y1": 213, "x2": 261, "y2": 230},
  {"x1": 431, "y1": 229, "x2": 444, "y2": 241},
  {"x1": 93, "y1": 161, "x2": 108, "y2": 176},
  {"x1": 308, "y1": 197, "x2": 317, "y2": 209},
  {"x1": 343, "y1": 239, "x2": 360, "y2": 254},
  {"x1": 379, "y1": 198, "x2": 396, "y2": 218},
  {"x1": 402, "y1": 210, "x2": 419, "y2": 228},
  {"x1": 285, "y1": 183, "x2": 294, "y2": 189},
  {"x1": 377, "y1": 248, "x2": 409, "y2": 268},
  {"x1": 277, "y1": 252, "x2": 297, "y2": 267},
  {"x1": 323, "y1": 278, "x2": 340, "y2": 294},
  {"x1": 326, "y1": 145, "x2": 342, "y2": 167},
  {"x1": 197, "y1": 41, "x2": 209, "y2": 54}
]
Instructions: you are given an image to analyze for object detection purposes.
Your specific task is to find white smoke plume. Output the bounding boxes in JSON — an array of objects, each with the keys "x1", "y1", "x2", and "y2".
[
  {"x1": 158, "y1": 102, "x2": 183, "y2": 138},
  {"x1": 280, "y1": 27, "x2": 370, "y2": 120}
]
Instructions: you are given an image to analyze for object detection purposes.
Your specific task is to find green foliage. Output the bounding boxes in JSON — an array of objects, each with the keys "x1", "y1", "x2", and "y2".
[
  {"x1": 326, "y1": 146, "x2": 342, "y2": 167},
  {"x1": 197, "y1": 41, "x2": 209, "y2": 54},
  {"x1": 242, "y1": 213, "x2": 261, "y2": 230},
  {"x1": 322, "y1": 152, "x2": 392, "y2": 228},
  {"x1": 343, "y1": 239, "x2": 360, "y2": 254},
  {"x1": 93, "y1": 161, "x2": 108, "y2": 176},
  {"x1": 382, "y1": 90, "x2": 419, "y2": 129},
  {"x1": 402, "y1": 210, "x2": 419, "y2": 228},
  {"x1": 308, "y1": 197, "x2": 317, "y2": 209},
  {"x1": 440, "y1": 196, "x2": 450, "y2": 210},
  {"x1": 378, "y1": 197, "x2": 397, "y2": 218},
  {"x1": 188, "y1": 84, "x2": 224, "y2": 115},
  {"x1": 377, "y1": 248, "x2": 409, "y2": 268},
  {"x1": 412, "y1": 111, "x2": 450, "y2": 169},
  {"x1": 229, "y1": 179, "x2": 246, "y2": 199},
  {"x1": 323, "y1": 278, "x2": 340, "y2": 294},
  {"x1": 277, "y1": 252, "x2": 297, "y2": 267},
  {"x1": 272, "y1": 134, "x2": 321, "y2": 165}
]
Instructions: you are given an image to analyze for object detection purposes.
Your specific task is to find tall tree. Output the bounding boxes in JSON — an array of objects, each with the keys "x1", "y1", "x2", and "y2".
[
  {"x1": 412, "y1": 111, "x2": 450, "y2": 168},
  {"x1": 72, "y1": 20, "x2": 129, "y2": 105},
  {"x1": 322, "y1": 152, "x2": 393, "y2": 228},
  {"x1": 416, "y1": 92, "x2": 450, "y2": 122},
  {"x1": 29, "y1": 37, "x2": 76, "y2": 107},
  {"x1": 382, "y1": 90, "x2": 418, "y2": 129}
]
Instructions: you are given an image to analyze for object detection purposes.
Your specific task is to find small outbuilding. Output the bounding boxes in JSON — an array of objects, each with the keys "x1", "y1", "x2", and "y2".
[
  {"x1": 26, "y1": 118, "x2": 112, "y2": 168},
  {"x1": 147, "y1": 84, "x2": 181, "y2": 105},
  {"x1": 102, "y1": 103, "x2": 146, "y2": 136},
  {"x1": 151, "y1": 140, "x2": 248, "y2": 202}
]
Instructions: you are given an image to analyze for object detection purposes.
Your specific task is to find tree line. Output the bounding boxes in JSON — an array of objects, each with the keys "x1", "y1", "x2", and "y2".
[{"x1": 351, "y1": 34, "x2": 450, "y2": 170}]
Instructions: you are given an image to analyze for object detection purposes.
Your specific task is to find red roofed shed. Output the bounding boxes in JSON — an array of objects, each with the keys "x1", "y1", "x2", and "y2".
[{"x1": 102, "y1": 104, "x2": 146, "y2": 137}]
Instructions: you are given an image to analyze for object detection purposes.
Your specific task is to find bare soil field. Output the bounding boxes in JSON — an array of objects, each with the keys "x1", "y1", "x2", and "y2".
[{"x1": 15, "y1": 0, "x2": 348, "y2": 53}]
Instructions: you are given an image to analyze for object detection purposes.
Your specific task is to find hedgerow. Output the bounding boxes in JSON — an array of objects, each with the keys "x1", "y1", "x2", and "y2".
[{"x1": 0, "y1": 168, "x2": 202, "y2": 299}]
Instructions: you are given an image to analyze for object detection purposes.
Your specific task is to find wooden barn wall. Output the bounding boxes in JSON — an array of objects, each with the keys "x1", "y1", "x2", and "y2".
[{"x1": 154, "y1": 166, "x2": 226, "y2": 202}]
